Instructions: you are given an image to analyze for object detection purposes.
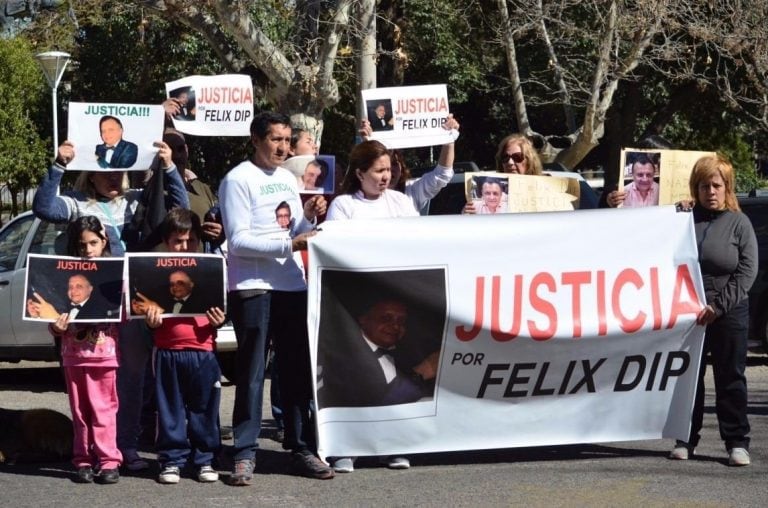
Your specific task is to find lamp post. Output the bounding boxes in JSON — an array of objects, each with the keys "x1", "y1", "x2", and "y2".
[{"x1": 35, "y1": 51, "x2": 71, "y2": 159}]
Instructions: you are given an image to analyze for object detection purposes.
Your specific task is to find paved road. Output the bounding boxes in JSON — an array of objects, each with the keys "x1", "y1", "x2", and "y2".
[{"x1": 1, "y1": 356, "x2": 766, "y2": 507}]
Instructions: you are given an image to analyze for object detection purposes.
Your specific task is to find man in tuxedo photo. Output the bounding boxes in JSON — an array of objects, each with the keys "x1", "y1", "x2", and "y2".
[
  {"x1": 26, "y1": 273, "x2": 117, "y2": 320},
  {"x1": 95, "y1": 115, "x2": 138, "y2": 169},
  {"x1": 317, "y1": 297, "x2": 439, "y2": 409},
  {"x1": 161, "y1": 270, "x2": 207, "y2": 315},
  {"x1": 370, "y1": 102, "x2": 394, "y2": 132}
]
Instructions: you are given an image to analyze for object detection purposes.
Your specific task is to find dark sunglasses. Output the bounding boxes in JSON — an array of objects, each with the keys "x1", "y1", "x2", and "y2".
[{"x1": 501, "y1": 152, "x2": 525, "y2": 164}]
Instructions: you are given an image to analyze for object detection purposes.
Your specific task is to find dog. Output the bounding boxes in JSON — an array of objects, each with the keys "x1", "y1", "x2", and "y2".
[{"x1": 0, "y1": 408, "x2": 73, "y2": 464}]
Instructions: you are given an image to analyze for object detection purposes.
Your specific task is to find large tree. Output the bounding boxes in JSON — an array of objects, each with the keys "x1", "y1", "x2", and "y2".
[
  {"x1": 0, "y1": 37, "x2": 48, "y2": 218},
  {"x1": 493, "y1": 0, "x2": 768, "y2": 171}
]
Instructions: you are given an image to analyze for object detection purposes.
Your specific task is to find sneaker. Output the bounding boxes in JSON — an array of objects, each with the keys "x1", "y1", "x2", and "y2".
[
  {"x1": 123, "y1": 450, "x2": 150, "y2": 472},
  {"x1": 197, "y1": 465, "x2": 219, "y2": 483},
  {"x1": 74, "y1": 466, "x2": 94, "y2": 483},
  {"x1": 290, "y1": 451, "x2": 335, "y2": 479},
  {"x1": 669, "y1": 441, "x2": 694, "y2": 460},
  {"x1": 229, "y1": 459, "x2": 254, "y2": 486},
  {"x1": 97, "y1": 468, "x2": 120, "y2": 484},
  {"x1": 158, "y1": 465, "x2": 181, "y2": 484},
  {"x1": 382, "y1": 456, "x2": 411, "y2": 469},
  {"x1": 728, "y1": 447, "x2": 751, "y2": 466},
  {"x1": 332, "y1": 457, "x2": 355, "y2": 473}
]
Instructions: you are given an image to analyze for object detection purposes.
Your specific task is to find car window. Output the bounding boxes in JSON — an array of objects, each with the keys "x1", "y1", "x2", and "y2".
[
  {"x1": 26, "y1": 220, "x2": 68, "y2": 264},
  {"x1": 0, "y1": 214, "x2": 35, "y2": 272}
]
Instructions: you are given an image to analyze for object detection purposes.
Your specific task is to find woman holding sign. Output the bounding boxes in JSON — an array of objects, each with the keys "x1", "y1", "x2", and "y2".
[
  {"x1": 325, "y1": 140, "x2": 439, "y2": 473},
  {"x1": 32, "y1": 141, "x2": 189, "y2": 255},
  {"x1": 671, "y1": 155, "x2": 757, "y2": 466},
  {"x1": 359, "y1": 114, "x2": 460, "y2": 212}
]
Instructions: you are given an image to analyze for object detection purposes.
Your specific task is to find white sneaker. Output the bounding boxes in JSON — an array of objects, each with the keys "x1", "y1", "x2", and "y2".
[
  {"x1": 197, "y1": 465, "x2": 219, "y2": 482},
  {"x1": 158, "y1": 465, "x2": 181, "y2": 484},
  {"x1": 332, "y1": 457, "x2": 355, "y2": 473},
  {"x1": 669, "y1": 441, "x2": 694, "y2": 460},
  {"x1": 728, "y1": 448, "x2": 750, "y2": 466},
  {"x1": 384, "y1": 456, "x2": 410, "y2": 469}
]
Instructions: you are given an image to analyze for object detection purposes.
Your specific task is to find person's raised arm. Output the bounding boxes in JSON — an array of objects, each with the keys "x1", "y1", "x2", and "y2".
[
  {"x1": 154, "y1": 141, "x2": 190, "y2": 209},
  {"x1": 32, "y1": 141, "x2": 77, "y2": 223}
]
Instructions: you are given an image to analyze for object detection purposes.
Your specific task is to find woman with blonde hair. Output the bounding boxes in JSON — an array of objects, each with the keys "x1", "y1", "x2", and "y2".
[
  {"x1": 670, "y1": 154, "x2": 757, "y2": 466},
  {"x1": 494, "y1": 133, "x2": 543, "y2": 175}
]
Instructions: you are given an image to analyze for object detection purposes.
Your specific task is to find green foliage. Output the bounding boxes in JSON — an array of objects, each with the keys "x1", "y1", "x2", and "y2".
[{"x1": 0, "y1": 37, "x2": 49, "y2": 214}]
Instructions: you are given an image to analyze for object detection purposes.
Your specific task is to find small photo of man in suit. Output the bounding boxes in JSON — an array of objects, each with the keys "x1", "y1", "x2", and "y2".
[
  {"x1": 95, "y1": 115, "x2": 138, "y2": 169},
  {"x1": 317, "y1": 269, "x2": 446, "y2": 411},
  {"x1": 367, "y1": 100, "x2": 395, "y2": 132}
]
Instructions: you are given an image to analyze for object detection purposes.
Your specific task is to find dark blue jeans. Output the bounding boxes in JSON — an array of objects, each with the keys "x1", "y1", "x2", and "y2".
[
  {"x1": 270, "y1": 291, "x2": 315, "y2": 453},
  {"x1": 230, "y1": 291, "x2": 270, "y2": 462},
  {"x1": 688, "y1": 300, "x2": 750, "y2": 450},
  {"x1": 155, "y1": 349, "x2": 221, "y2": 468}
]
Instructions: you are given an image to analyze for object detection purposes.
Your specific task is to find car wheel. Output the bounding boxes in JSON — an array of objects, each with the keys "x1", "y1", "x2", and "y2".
[{"x1": 217, "y1": 351, "x2": 237, "y2": 383}]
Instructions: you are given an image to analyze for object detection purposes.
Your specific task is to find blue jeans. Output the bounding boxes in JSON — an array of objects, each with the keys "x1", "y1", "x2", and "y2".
[
  {"x1": 230, "y1": 292, "x2": 270, "y2": 462},
  {"x1": 155, "y1": 349, "x2": 221, "y2": 468},
  {"x1": 116, "y1": 319, "x2": 154, "y2": 453},
  {"x1": 270, "y1": 291, "x2": 315, "y2": 453}
]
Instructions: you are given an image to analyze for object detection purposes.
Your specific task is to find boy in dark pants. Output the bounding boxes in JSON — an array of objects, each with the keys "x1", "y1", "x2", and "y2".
[{"x1": 145, "y1": 208, "x2": 226, "y2": 483}]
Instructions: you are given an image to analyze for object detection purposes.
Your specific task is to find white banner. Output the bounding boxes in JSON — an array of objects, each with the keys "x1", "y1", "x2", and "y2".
[
  {"x1": 308, "y1": 207, "x2": 706, "y2": 459},
  {"x1": 362, "y1": 84, "x2": 457, "y2": 149},
  {"x1": 166, "y1": 74, "x2": 254, "y2": 136},
  {"x1": 67, "y1": 103, "x2": 165, "y2": 171}
]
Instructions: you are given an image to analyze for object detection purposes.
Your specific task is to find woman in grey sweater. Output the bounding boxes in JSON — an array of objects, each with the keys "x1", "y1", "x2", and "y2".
[{"x1": 670, "y1": 155, "x2": 757, "y2": 466}]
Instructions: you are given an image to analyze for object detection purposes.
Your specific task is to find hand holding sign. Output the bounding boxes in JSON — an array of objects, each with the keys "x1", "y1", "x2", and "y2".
[{"x1": 27, "y1": 292, "x2": 59, "y2": 320}]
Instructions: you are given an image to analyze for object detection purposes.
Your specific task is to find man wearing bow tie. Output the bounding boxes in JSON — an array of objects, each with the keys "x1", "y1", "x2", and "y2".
[
  {"x1": 95, "y1": 115, "x2": 139, "y2": 169},
  {"x1": 161, "y1": 270, "x2": 207, "y2": 315},
  {"x1": 66, "y1": 273, "x2": 117, "y2": 320},
  {"x1": 317, "y1": 298, "x2": 439, "y2": 409},
  {"x1": 370, "y1": 103, "x2": 394, "y2": 132}
]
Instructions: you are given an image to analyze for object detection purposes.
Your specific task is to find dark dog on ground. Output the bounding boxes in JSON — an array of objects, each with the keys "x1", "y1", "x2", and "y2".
[{"x1": 0, "y1": 408, "x2": 73, "y2": 464}]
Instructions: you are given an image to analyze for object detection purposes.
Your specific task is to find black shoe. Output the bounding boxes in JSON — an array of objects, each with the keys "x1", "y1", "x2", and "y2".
[
  {"x1": 290, "y1": 451, "x2": 334, "y2": 480},
  {"x1": 74, "y1": 466, "x2": 94, "y2": 483},
  {"x1": 97, "y1": 468, "x2": 120, "y2": 484},
  {"x1": 274, "y1": 428, "x2": 285, "y2": 443}
]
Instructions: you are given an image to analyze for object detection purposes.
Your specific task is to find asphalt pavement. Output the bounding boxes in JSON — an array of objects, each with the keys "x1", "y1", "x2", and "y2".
[{"x1": 1, "y1": 355, "x2": 766, "y2": 507}]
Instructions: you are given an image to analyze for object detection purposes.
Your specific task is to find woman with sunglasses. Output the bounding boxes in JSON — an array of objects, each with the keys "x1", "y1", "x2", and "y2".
[{"x1": 464, "y1": 133, "x2": 598, "y2": 213}]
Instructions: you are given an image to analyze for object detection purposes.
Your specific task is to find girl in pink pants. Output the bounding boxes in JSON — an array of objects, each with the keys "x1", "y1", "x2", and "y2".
[{"x1": 48, "y1": 216, "x2": 122, "y2": 484}]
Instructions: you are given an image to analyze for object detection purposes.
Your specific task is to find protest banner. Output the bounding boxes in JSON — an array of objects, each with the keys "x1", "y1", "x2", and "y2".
[
  {"x1": 24, "y1": 254, "x2": 124, "y2": 323},
  {"x1": 619, "y1": 149, "x2": 716, "y2": 207},
  {"x1": 126, "y1": 253, "x2": 226, "y2": 318},
  {"x1": 166, "y1": 74, "x2": 254, "y2": 136},
  {"x1": 362, "y1": 84, "x2": 458, "y2": 149},
  {"x1": 67, "y1": 103, "x2": 165, "y2": 171},
  {"x1": 308, "y1": 207, "x2": 706, "y2": 459}
]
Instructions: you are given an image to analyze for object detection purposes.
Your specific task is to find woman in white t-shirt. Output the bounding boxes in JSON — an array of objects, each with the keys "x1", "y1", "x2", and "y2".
[
  {"x1": 327, "y1": 140, "x2": 419, "y2": 220},
  {"x1": 325, "y1": 140, "x2": 417, "y2": 473}
]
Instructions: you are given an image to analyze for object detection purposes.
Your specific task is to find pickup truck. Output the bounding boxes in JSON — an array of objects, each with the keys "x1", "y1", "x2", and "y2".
[{"x1": 0, "y1": 211, "x2": 238, "y2": 380}]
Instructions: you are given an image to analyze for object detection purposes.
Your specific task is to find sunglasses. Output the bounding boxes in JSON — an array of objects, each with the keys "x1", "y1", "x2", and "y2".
[{"x1": 501, "y1": 152, "x2": 525, "y2": 164}]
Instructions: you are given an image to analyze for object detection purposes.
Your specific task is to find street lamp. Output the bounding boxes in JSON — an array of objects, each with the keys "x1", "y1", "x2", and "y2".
[{"x1": 35, "y1": 51, "x2": 71, "y2": 159}]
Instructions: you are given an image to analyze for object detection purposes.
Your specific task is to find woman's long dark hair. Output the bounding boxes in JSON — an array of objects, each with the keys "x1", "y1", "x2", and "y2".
[
  {"x1": 66, "y1": 215, "x2": 111, "y2": 257},
  {"x1": 340, "y1": 140, "x2": 390, "y2": 194}
]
